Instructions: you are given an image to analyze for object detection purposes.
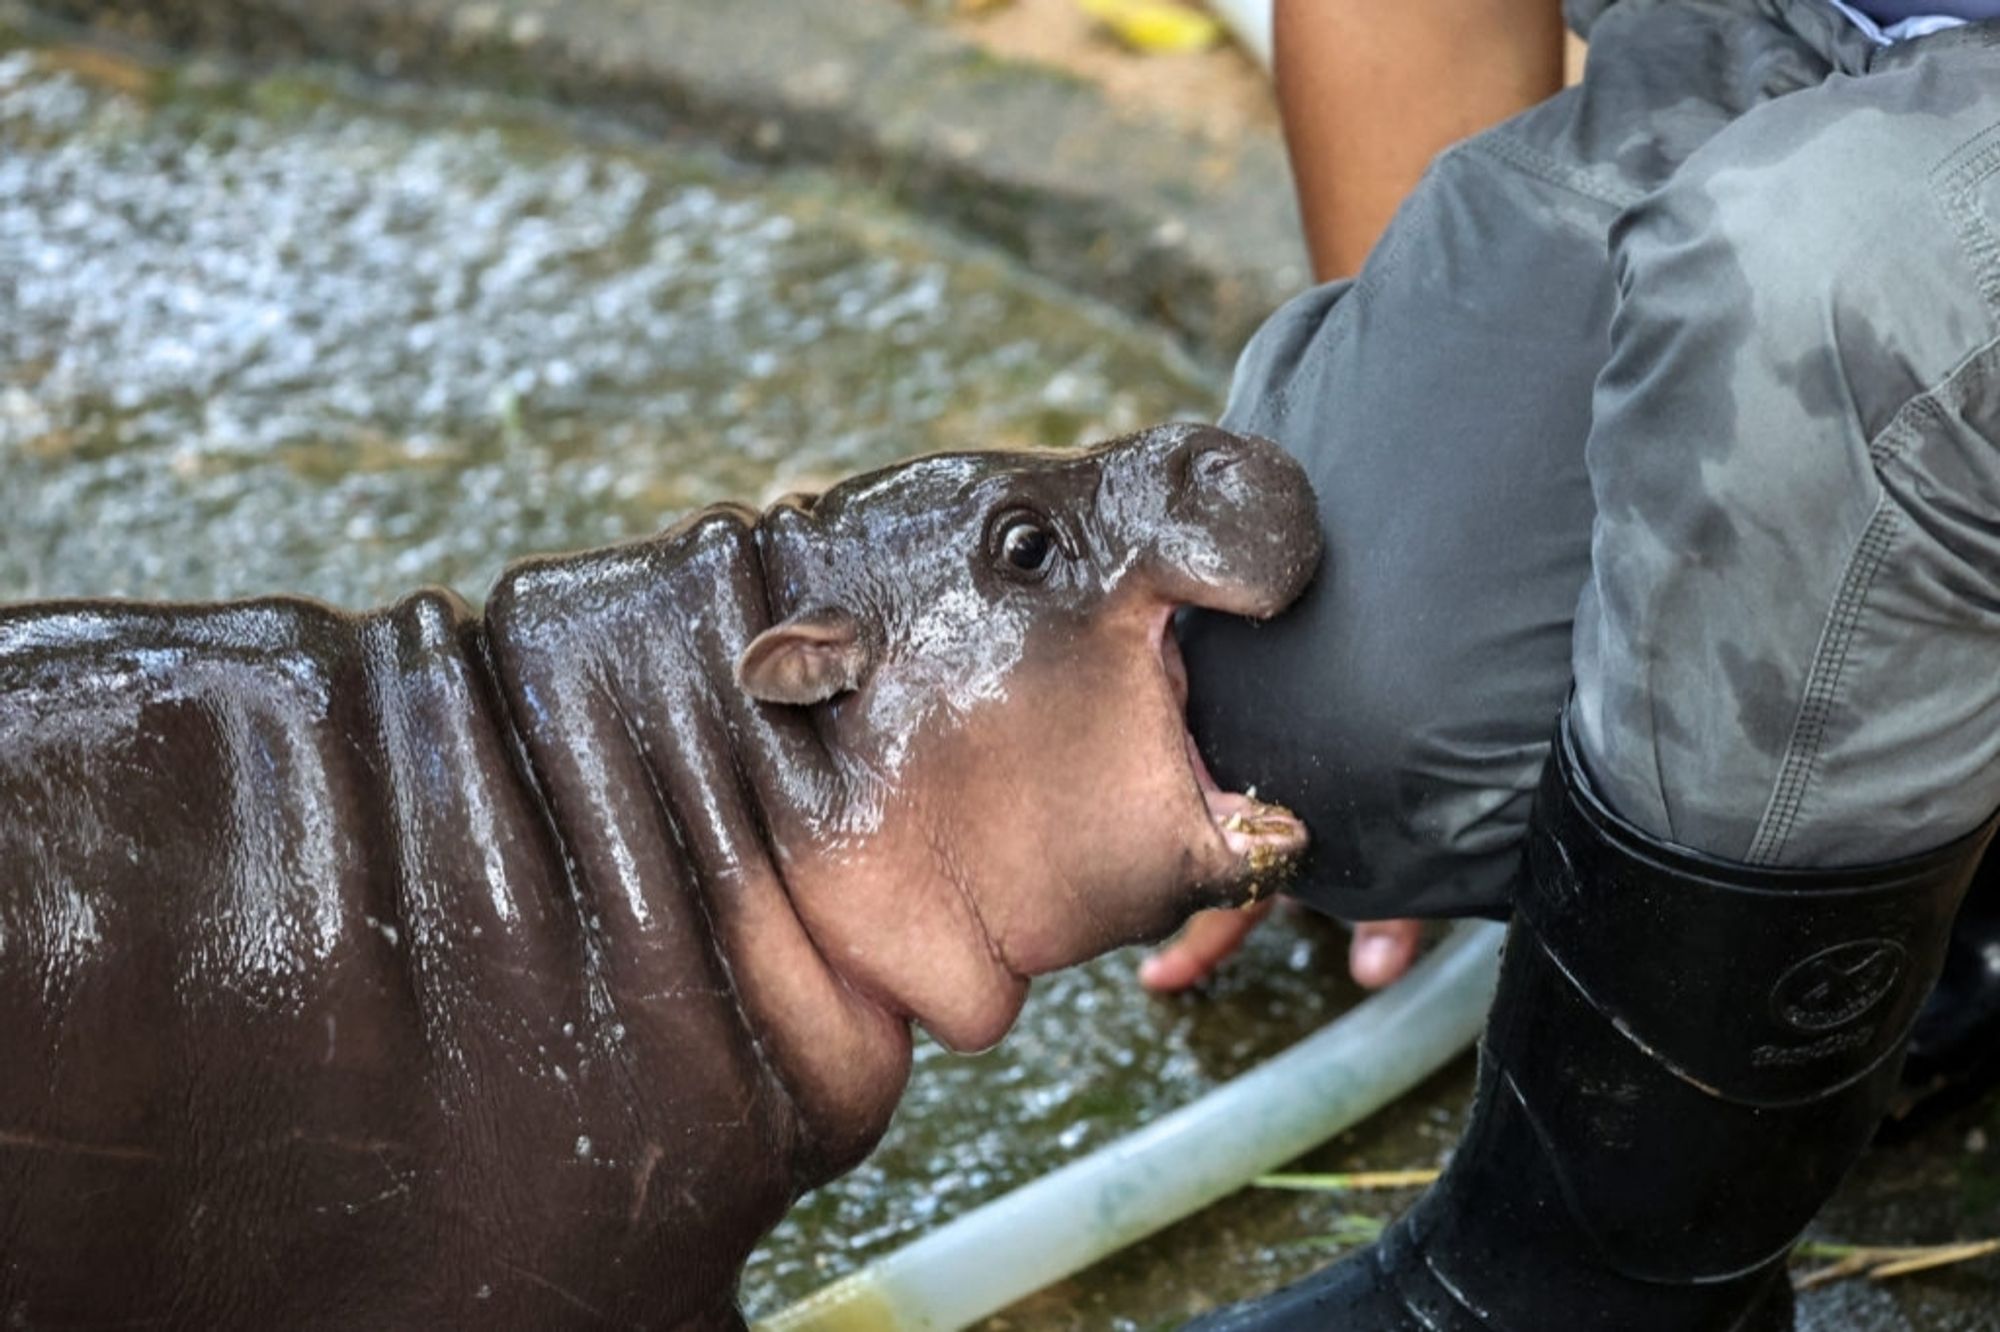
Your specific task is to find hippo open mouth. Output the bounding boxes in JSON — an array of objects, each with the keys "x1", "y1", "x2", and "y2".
[{"x1": 1155, "y1": 608, "x2": 1309, "y2": 886}]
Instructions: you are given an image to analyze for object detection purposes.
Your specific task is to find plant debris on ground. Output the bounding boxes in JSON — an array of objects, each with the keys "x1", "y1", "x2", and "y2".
[{"x1": 1255, "y1": 1171, "x2": 2000, "y2": 1289}]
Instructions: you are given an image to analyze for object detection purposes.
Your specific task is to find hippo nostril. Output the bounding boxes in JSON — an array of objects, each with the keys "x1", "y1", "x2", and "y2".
[
  {"x1": 1171, "y1": 444, "x2": 1240, "y2": 496},
  {"x1": 1191, "y1": 449, "x2": 1241, "y2": 484}
]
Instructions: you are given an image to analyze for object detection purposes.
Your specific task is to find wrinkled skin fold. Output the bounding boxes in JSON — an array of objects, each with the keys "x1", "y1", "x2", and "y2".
[{"x1": 0, "y1": 424, "x2": 1318, "y2": 1330}]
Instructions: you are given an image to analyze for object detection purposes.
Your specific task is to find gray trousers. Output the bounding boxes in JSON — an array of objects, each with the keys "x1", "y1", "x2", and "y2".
[{"x1": 1192, "y1": 0, "x2": 2000, "y2": 918}]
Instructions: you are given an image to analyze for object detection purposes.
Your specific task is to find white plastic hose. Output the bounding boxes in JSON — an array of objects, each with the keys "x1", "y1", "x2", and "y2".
[
  {"x1": 754, "y1": 919, "x2": 1504, "y2": 1332},
  {"x1": 1206, "y1": 0, "x2": 1274, "y2": 70}
]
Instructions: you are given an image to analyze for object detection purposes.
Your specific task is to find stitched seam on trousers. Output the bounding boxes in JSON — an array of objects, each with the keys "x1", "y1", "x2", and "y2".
[
  {"x1": 1258, "y1": 134, "x2": 1623, "y2": 429},
  {"x1": 1260, "y1": 202, "x2": 1417, "y2": 431},
  {"x1": 1932, "y1": 123, "x2": 2000, "y2": 317},
  {"x1": 1744, "y1": 297, "x2": 2000, "y2": 860},
  {"x1": 1268, "y1": 132, "x2": 1627, "y2": 434},
  {"x1": 1869, "y1": 391, "x2": 1945, "y2": 468},
  {"x1": 1865, "y1": 330, "x2": 2000, "y2": 471},
  {"x1": 1746, "y1": 500, "x2": 1901, "y2": 864},
  {"x1": 1260, "y1": 279, "x2": 1366, "y2": 431},
  {"x1": 1466, "y1": 133, "x2": 1649, "y2": 212}
]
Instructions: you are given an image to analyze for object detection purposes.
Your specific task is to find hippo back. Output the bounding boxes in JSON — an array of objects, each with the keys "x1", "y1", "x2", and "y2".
[{"x1": 0, "y1": 570, "x2": 801, "y2": 1329}]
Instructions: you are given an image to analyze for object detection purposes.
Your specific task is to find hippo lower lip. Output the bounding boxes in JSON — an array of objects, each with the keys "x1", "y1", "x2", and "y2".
[{"x1": 1156, "y1": 611, "x2": 1308, "y2": 875}]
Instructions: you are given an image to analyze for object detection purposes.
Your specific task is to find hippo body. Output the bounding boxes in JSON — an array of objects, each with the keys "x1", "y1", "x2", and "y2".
[{"x1": 0, "y1": 427, "x2": 1318, "y2": 1330}]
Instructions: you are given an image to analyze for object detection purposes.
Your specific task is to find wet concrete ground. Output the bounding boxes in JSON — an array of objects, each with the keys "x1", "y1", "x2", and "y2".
[
  {"x1": 0, "y1": 37, "x2": 1214, "y2": 609},
  {"x1": 2, "y1": 31, "x2": 1996, "y2": 1332},
  {"x1": 22, "y1": 0, "x2": 1305, "y2": 366}
]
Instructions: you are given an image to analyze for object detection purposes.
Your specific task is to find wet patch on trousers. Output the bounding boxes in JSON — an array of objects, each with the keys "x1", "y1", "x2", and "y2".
[
  {"x1": 1511, "y1": 3, "x2": 1832, "y2": 213},
  {"x1": 1607, "y1": 94, "x2": 1739, "y2": 190},
  {"x1": 1601, "y1": 672, "x2": 1694, "y2": 759},
  {"x1": 1685, "y1": 504, "x2": 1744, "y2": 570},
  {"x1": 1770, "y1": 194, "x2": 1984, "y2": 439},
  {"x1": 1869, "y1": 32, "x2": 2000, "y2": 116},
  {"x1": 1718, "y1": 641, "x2": 1796, "y2": 758},
  {"x1": 1576, "y1": 74, "x2": 1936, "y2": 520},
  {"x1": 1777, "y1": 343, "x2": 1859, "y2": 425},
  {"x1": 1589, "y1": 173, "x2": 1767, "y2": 501}
]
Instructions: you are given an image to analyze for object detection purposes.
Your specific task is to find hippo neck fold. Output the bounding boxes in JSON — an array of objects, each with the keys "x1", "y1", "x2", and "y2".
[{"x1": 483, "y1": 510, "x2": 916, "y2": 1187}]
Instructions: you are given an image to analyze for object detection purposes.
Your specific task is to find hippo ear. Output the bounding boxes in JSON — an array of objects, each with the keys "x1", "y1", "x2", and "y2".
[{"x1": 735, "y1": 607, "x2": 871, "y2": 705}]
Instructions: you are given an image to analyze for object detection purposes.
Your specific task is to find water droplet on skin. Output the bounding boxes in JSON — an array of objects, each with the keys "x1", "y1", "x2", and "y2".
[{"x1": 574, "y1": 1135, "x2": 593, "y2": 1160}]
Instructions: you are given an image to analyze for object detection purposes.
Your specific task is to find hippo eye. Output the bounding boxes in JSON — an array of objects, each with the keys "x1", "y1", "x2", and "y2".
[{"x1": 990, "y1": 510, "x2": 1059, "y2": 580}]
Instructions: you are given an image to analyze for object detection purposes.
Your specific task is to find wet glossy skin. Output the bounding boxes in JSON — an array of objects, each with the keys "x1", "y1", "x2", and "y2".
[{"x1": 0, "y1": 423, "x2": 1317, "y2": 1331}]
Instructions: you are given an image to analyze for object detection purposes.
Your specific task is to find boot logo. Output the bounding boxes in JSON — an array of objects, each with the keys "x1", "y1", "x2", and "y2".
[{"x1": 1771, "y1": 939, "x2": 1908, "y2": 1034}]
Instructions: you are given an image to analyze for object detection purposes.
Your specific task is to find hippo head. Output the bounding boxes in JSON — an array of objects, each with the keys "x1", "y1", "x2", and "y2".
[{"x1": 736, "y1": 424, "x2": 1320, "y2": 1051}]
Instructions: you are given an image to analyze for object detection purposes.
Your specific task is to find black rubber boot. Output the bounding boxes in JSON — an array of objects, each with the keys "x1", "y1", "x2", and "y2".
[
  {"x1": 1189, "y1": 718, "x2": 1997, "y2": 1332},
  {"x1": 1890, "y1": 850, "x2": 2000, "y2": 1130}
]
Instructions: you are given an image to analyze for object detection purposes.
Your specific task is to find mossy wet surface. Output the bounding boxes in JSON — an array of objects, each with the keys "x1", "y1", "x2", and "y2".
[
  {"x1": 3, "y1": 34, "x2": 1996, "y2": 1331},
  {"x1": 0, "y1": 36, "x2": 1215, "y2": 608}
]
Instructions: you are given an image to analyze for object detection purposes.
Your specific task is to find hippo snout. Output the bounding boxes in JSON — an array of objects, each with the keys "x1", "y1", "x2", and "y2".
[
  {"x1": 1111, "y1": 424, "x2": 1321, "y2": 618},
  {"x1": 1172, "y1": 425, "x2": 1314, "y2": 524}
]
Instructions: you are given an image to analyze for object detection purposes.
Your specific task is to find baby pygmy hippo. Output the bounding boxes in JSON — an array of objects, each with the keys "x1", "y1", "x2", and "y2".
[{"x1": 0, "y1": 423, "x2": 1318, "y2": 1330}]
